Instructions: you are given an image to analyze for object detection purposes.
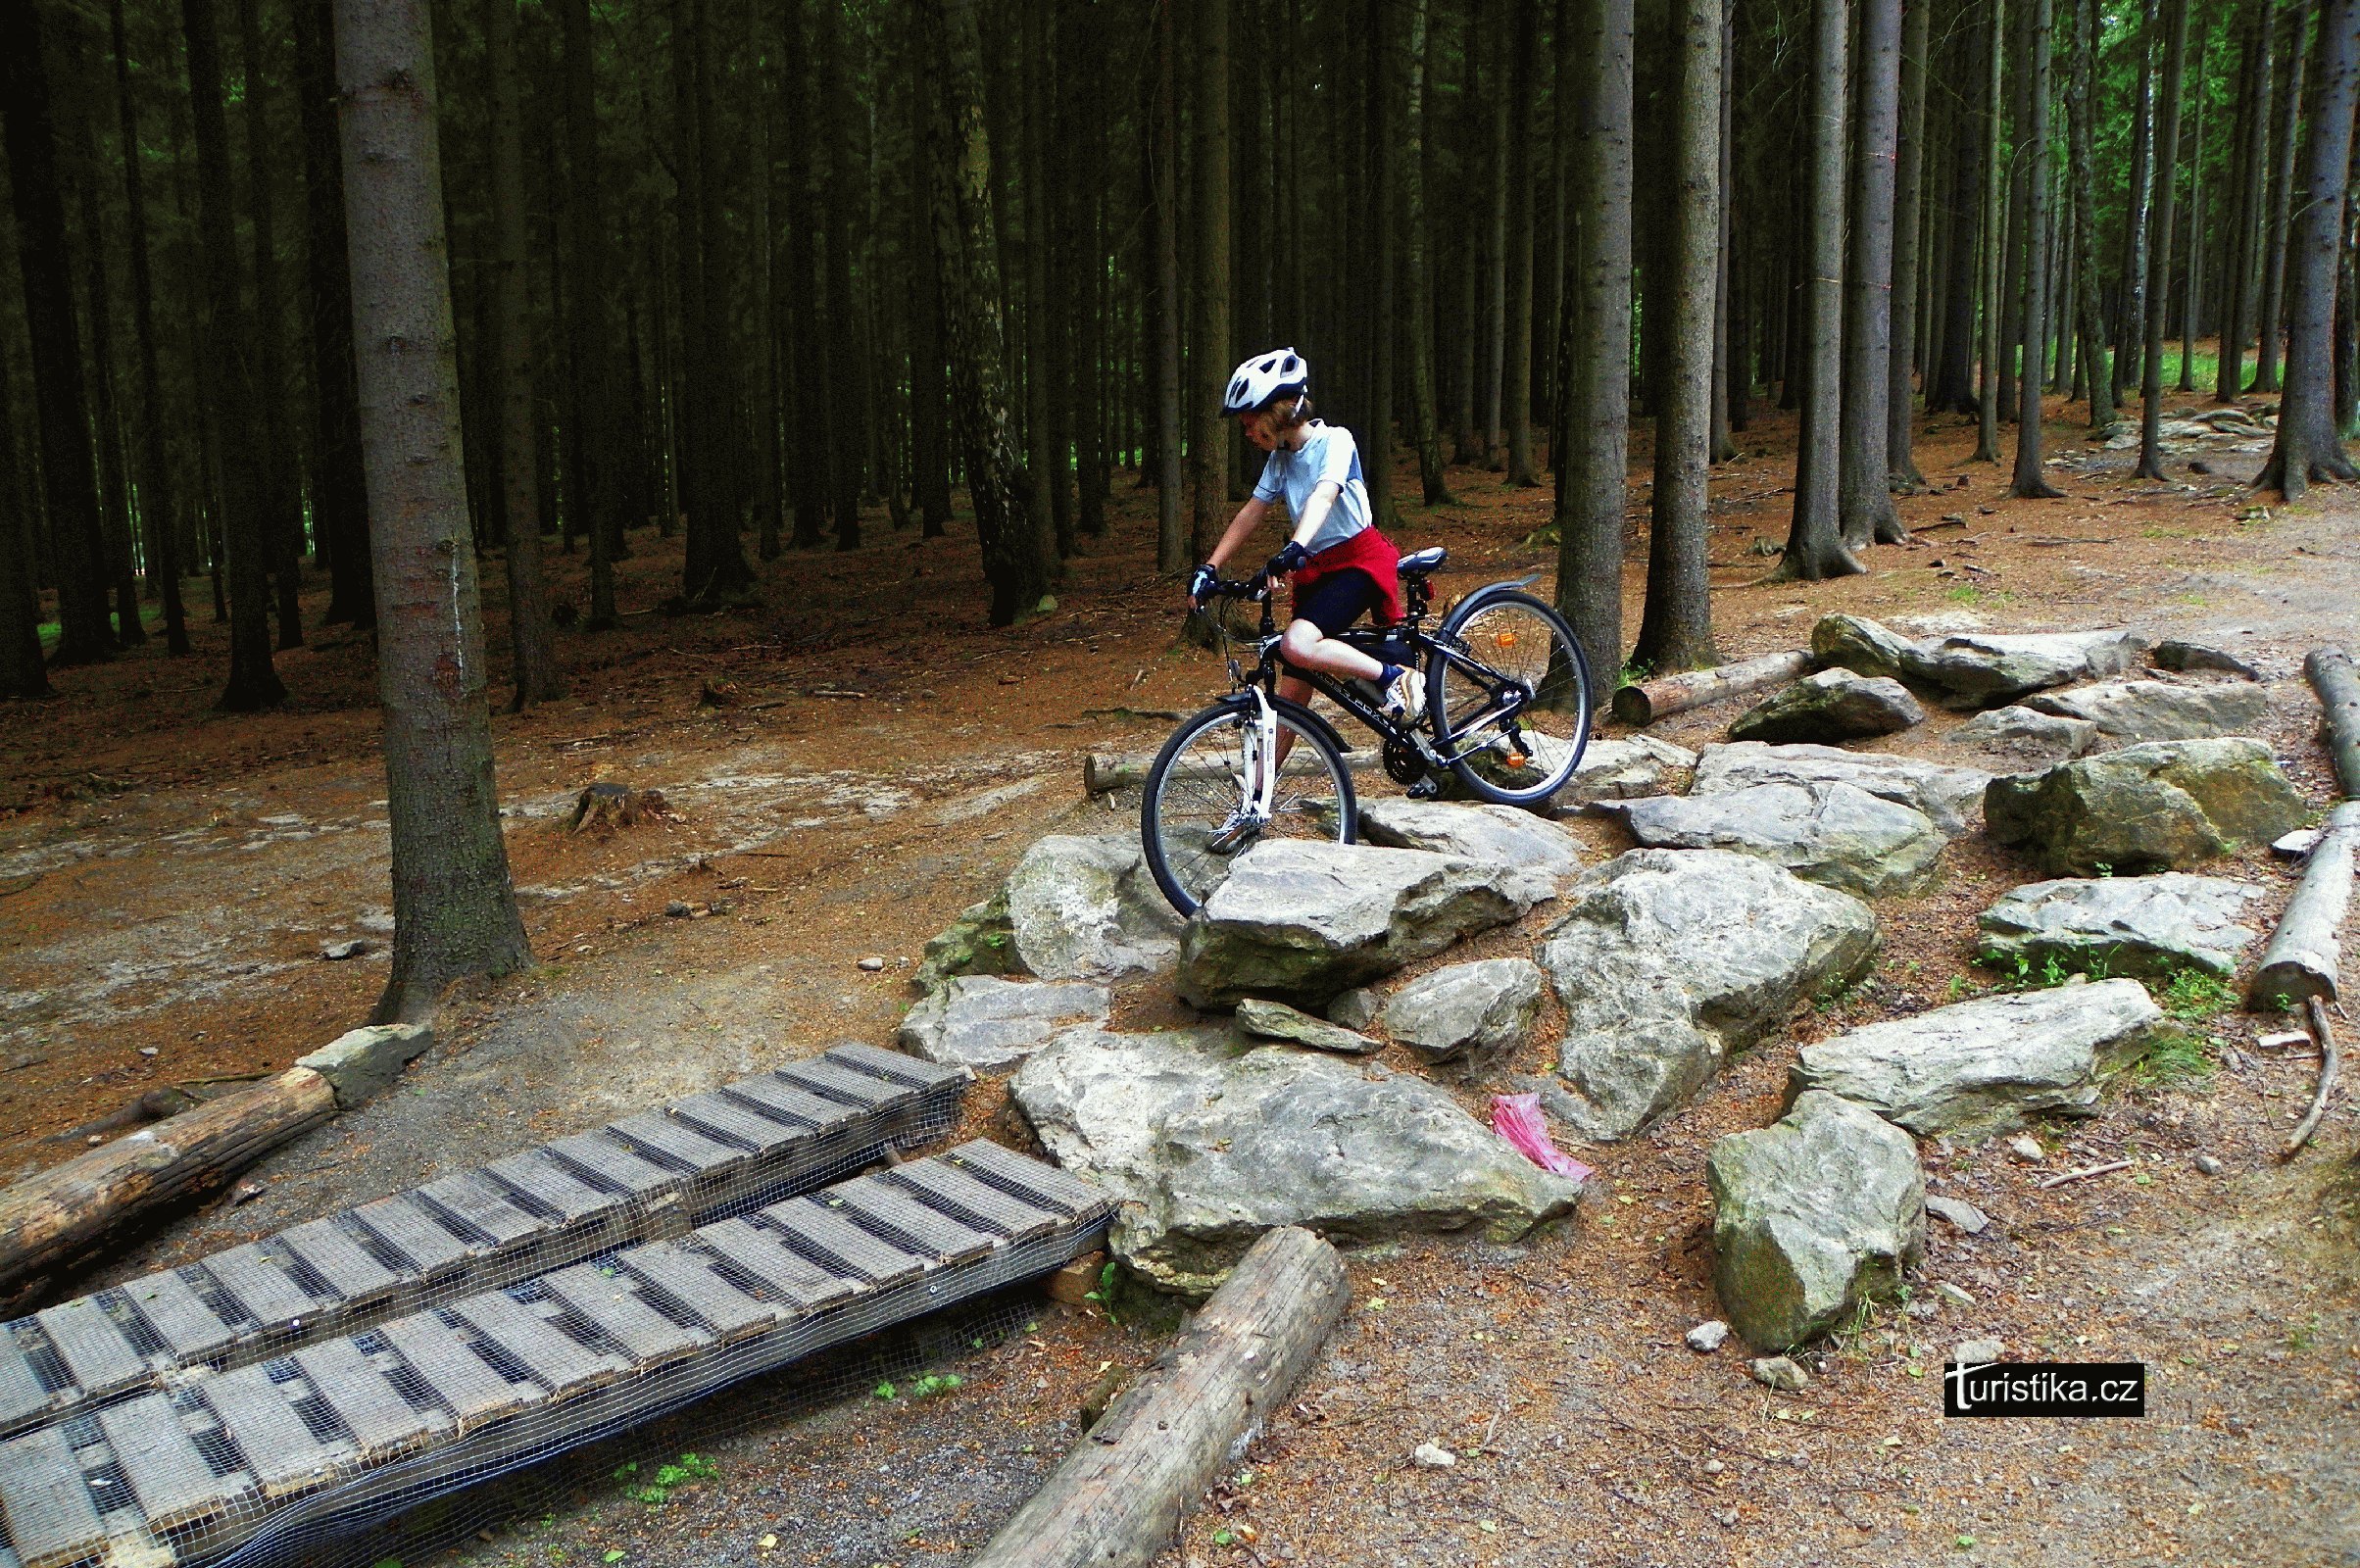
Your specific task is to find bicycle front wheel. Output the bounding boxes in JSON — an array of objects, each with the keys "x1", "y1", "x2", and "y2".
[
  {"x1": 1140, "y1": 698, "x2": 1357, "y2": 917},
  {"x1": 1425, "y1": 588, "x2": 1593, "y2": 807}
]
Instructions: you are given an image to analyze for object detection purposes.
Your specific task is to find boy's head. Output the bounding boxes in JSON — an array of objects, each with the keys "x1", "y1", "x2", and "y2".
[{"x1": 1222, "y1": 348, "x2": 1312, "y2": 449}]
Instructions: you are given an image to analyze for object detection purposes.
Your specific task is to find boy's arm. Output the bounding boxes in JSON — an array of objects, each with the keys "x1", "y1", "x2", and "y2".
[
  {"x1": 1286, "y1": 482, "x2": 1343, "y2": 551},
  {"x1": 1193, "y1": 497, "x2": 1272, "y2": 604}
]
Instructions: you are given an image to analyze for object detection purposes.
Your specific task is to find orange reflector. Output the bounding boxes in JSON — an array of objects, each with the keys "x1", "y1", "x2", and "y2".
[
  {"x1": 1504, "y1": 753, "x2": 1528, "y2": 768},
  {"x1": 1496, "y1": 631, "x2": 1517, "y2": 648}
]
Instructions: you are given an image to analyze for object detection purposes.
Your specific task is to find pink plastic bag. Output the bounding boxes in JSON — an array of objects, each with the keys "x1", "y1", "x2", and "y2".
[{"x1": 1491, "y1": 1093, "x2": 1595, "y2": 1182}]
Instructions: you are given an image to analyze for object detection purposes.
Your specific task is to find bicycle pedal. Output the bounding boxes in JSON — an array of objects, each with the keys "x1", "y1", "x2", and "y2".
[{"x1": 1406, "y1": 777, "x2": 1445, "y2": 801}]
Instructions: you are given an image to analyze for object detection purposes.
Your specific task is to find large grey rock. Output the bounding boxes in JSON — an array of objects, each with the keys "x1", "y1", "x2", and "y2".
[
  {"x1": 1787, "y1": 978, "x2": 2166, "y2": 1135},
  {"x1": 1899, "y1": 628, "x2": 2149, "y2": 707},
  {"x1": 2152, "y1": 639, "x2": 2262, "y2": 681},
  {"x1": 1175, "y1": 841, "x2": 1538, "y2": 1009},
  {"x1": 1811, "y1": 613, "x2": 1919, "y2": 680},
  {"x1": 2023, "y1": 679, "x2": 2272, "y2": 744},
  {"x1": 1235, "y1": 998, "x2": 1381, "y2": 1054},
  {"x1": 1379, "y1": 957, "x2": 1548, "y2": 1067},
  {"x1": 1948, "y1": 706, "x2": 2100, "y2": 767},
  {"x1": 1976, "y1": 873, "x2": 2265, "y2": 978},
  {"x1": 1600, "y1": 781, "x2": 1946, "y2": 898},
  {"x1": 895, "y1": 976, "x2": 1111, "y2": 1070},
  {"x1": 1004, "y1": 835, "x2": 1186, "y2": 981},
  {"x1": 297, "y1": 1022, "x2": 433, "y2": 1108},
  {"x1": 1560, "y1": 735, "x2": 1699, "y2": 806},
  {"x1": 1009, "y1": 1027, "x2": 1584, "y2": 1297},
  {"x1": 1731, "y1": 668, "x2": 1925, "y2": 744},
  {"x1": 913, "y1": 890, "x2": 1015, "y2": 994},
  {"x1": 1357, "y1": 799, "x2": 1583, "y2": 904},
  {"x1": 1690, "y1": 742, "x2": 1992, "y2": 834},
  {"x1": 1709, "y1": 1091, "x2": 1926, "y2": 1350},
  {"x1": 1538, "y1": 850, "x2": 1879, "y2": 1139},
  {"x1": 1984, "y1": 738, "x2": 2310, "y2": 874}
]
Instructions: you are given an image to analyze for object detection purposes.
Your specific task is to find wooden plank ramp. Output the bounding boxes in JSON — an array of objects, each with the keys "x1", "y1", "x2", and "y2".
[
  {"x1": 0, "y1": 1142, "x2": 1104, "y2": 1568},
  {"x1": 0, "y1": 1047, "x2": 967, "y2": 1438}
]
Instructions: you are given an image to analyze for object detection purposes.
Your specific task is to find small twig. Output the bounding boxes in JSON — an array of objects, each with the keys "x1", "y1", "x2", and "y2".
[
  {"x1": 175, "y1": 1069, "x2": 278, "y2": 1089},
  {"x1": 3, "y1": 1055, "x2": 47, "y2": 1074},
  {"x1": 2039, "y1": 1159, "x2": 2133, "y2": 1190},
  {"x1": 2281, "y1": 995, "x2": 2342, "y2": 1159},
  {"x1": 1920, "y1": 515, "x2": 1972, "y2": 532},
  {"x1": 0, "y1": 874, "x2": 42, "y2": 899}
]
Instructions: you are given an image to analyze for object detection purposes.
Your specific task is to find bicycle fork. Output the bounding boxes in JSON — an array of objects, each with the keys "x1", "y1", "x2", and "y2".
[{"x1": 1242, "y1": 685, "x2": 1282, "y2": 820}]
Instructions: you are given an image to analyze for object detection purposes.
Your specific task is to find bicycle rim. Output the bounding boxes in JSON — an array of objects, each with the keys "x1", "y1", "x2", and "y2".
[
  {"x1": 1428, "y1": 591, "x2": 1592, "y2": 805},
  {"x1": 1140, "y1": 702, "x2": 1356, "y2": 916}
]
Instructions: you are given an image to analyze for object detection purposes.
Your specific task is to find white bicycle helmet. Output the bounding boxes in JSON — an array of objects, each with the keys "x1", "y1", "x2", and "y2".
[{"x1": 1221, "y1": 347, "x2": 1309, "y2": 415}]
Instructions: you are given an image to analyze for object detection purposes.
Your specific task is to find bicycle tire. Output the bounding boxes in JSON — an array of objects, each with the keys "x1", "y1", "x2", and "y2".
[
  {"x1": 1140, "y1": 696, "x2": 1358, "y2": 917},
  {"x1": 1423, "y1": 587, "x2": 1593, "y2": 807}
]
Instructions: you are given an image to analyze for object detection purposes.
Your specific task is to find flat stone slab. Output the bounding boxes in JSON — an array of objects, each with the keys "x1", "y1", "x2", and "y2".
[
  {"x1": 1538, "y1": 849, "x2": 1879, "y2": 1140},
  {"x1": 1709, "y1": 1091, "x2": 1925, "y2": 1350},
  {"x1": 1985, "y1": 738, "x2": 2310, "y2": 875},
  {"x1": 896, "y1": 977, "x2": 1112, "y2": 1070},
  {"x1": 2152, "y1": 639, "x2": 2262, "y2": 681},
  {"x1": 1009, "y1": 1027, "x2": 1583, "y2": 1298},
  {"x1": 1235, "y1": 998, "x2": 1381, "y2": 1055},
  {"x1": 1690, "y1": 742, "x2": 1992, "y2": 834},
  {"x1": 1559, "y1": 736, "x2": 1698, "y2": 807},
  {"x1": 1976, "y1": 873, "x2": 2265, "y2": 978},
  {"x1": 1899, "y1": 628, "x2": 2149, "y2": 707},
  {"x1": 296, "y1": 1022, "x2": 433, "y2": 1108},
  {"x1": 1947, "y1": 706, "x2": 2100, "y2": 767},
  {"x1": 1357, "y1": 799, "x2": 1583, "y2": 904},
  {"x1": 2023, "y1": 679, "x2": 2272, "y2": 744},
  {"x1": 1600, "y1": 780, "x2": 1946, "y2": 898},
  {"x1": 1787, "y1": 978, "x2": 2165, "y2": 1136},
  {"x1": 1175, "y1": 840, "x2": 1538, "y2": 1009},
  {"x1": 1731, "y1": 669, "x2": 1924, "y2": 745},
  {"x1": 1004, "y1": 834, "x2": 1186, "y2": 980},
  {"x1": 1812, "y1": 613, "x2": 1918, "y2": 680},
  {"x1": 1379, "y1": 957, "x2": 1548, "y2": 1067}
]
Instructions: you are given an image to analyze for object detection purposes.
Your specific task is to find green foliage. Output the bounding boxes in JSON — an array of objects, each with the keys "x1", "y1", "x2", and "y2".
[
  {"x1": 1618, "y1": 657, "x2": 1652, "y2": 687},
  {"x1": 911, "y1": 1372, "x2": 963, "y2": 1398},
  {"x1": 617, "y1": 1452, "x2": 716, "y2": 1506},
  {"x1": 2131, "y1": 1029, "x2": 2214, "y2": 1088},
  {"x1": 2156, "y1": 968, "x2": 2236, "y2": 1022},
  {"x1": 873, "y1": 1380, "x2": 897, "y2": 1400}
]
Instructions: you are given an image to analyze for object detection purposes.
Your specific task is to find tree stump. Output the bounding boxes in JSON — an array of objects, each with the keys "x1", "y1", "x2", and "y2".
[{"x1": 567, "y1": 782, "x2": 671, "y2": 834}]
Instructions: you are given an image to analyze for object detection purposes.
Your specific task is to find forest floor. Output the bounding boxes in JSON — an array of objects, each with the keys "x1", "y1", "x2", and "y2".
[{"x1": 5, "y1": 383, "x2": 2360, "y2": 1568}]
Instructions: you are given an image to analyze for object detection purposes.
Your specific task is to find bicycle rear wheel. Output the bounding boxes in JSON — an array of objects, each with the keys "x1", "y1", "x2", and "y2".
[
  {"x1": 1425, "y1": 588, "x2": 1593, "y2": 806},
  {"x1": 1140, "y1": 698, "x2": 1357, "y2": 917}
]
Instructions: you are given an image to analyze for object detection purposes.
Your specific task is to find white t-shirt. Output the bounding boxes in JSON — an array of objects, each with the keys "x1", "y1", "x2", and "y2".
[{"x1": 1252, "y1": 421, "x2": 1371, "y2": 554}]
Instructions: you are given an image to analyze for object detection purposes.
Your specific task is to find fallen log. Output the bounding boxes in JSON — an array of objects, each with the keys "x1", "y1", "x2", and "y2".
[
  {"x1": 2249, "y1": 801, "x2": 2360, "y2": 1009},
  {"x1": 1085, "y1": 748, "x2": 1379, "y2": 796},
  {"x1": 1609, "y1": 648, "x2": 1812, "y2": 727},
  {"x1": 2282, "y1": 996, "x2": 2342, "y2": 1159},
  {"x1": 966, "y1": 1226, "x2": 1350, "y2": 1568},
  {"x1": 2307, "y1": 647, "x2": 2360, "y2": 798},
  {"x1": 0, "y1": 1066, "x2": 334, "y2": 1313}
]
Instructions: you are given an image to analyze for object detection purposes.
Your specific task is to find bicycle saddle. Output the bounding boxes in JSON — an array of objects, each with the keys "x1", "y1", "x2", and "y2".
[{"x1": 1397, "y1": 547, "x2": 1448, "y2": 578}]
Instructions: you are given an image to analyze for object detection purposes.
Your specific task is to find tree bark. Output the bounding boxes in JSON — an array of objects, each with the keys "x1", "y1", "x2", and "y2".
[
  {"x1": 907, "y1": 7, "x2": 954, "y2": 540},
  {"x1": 2254, "y1": 0, "x2": 2316, "y2": 393},
  {"x1": 1366, "y1": 0, "x2": 1400, "y2": 525},
  {"x1": 1930, "y1": 0, "x2": 1989, "y2": 415},
  {"x1": 555, "y1": 0, "x2": 617, "y2": 624},
  {"x1": 2258, "y1": 0, "x2": 2360, "y2": 497},
  {"x1": 2011, "y1": 0, "x2": 2067, "y2": 498},
  {"x1": 1189, "y1": 0, "x2": 1233, "y2": 559},
  {"x1": 234, "y1": 0, "x2": 305, "y2": 650},
  {"x1": 1709, "y1": 0, "x2": 1737, "y2": 465},
  {"x1": 2063, "y1": 0, "x2": 2115, "y2": 427},
  {"x1": 1481, "y1": 0, "x2": 1511, "y2": 467},
  {"x1": 1886, "y1": 0, "x2": 1928, "y2": 491},
  {"x1": 1976, "y1": 0, "x2": 2007, "y2": 459},
  {"x1": 1841, "y1": 0, "x2": 1904, "y2": 546},
  {"x1": 1404, "y1": 0, "x2": 1451, "y2": 504},
  {"x1": 671, "y1": 0, "x2": 754, "y2": 603},
  {"x1": 1152, "y1": 0, "x2": 1185, "y2": 573},
  {"x1": 292, "y1": 0, "x2": 371, "y2": 632},
  {"x1": 65, "y1": 32, "x2": 145, "y2": 651},
  {"x1": 1553, "y1": 0, "x2": 1637, "y2": 677},
  {"x1": 2138, "y1": 0, "x2": 2191, "y2": 480},
  {"x1": 822, "y1": 0, "x2": 867, "y2": 554},
  {"x1": 0, "y1": 356, "x2": 45, "y2": 699},
  {"x1": 2219, "y1": 1, "x2": 2275, "y2": 402},
  {"x1": 1781, "y1": 0, "x2": 1865, "y2": 579},
  {"x1": 1612, "y1": 648, "x2": 1812, "y2": 725},
  {"x1": 2, "y1": 0, "x2": 117, "y2": 668},
  {"x1": 2182, "y1": 41, "x2": 2206, "y2": 391},
  {"x1": 336, "y1": 0, "x2": 532, "y2": 1018},
  {"x1": 2113, "y1": 0, "x2": 2159, "y2": 403},
  {"x1": 1500, "y1": 0, "x2": 1543, "y2": 486}
]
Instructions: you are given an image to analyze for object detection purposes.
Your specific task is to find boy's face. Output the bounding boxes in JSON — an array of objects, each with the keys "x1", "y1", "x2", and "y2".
[{"x1": 1238, "y1": 408, "x2": 1281, "y2": 452}]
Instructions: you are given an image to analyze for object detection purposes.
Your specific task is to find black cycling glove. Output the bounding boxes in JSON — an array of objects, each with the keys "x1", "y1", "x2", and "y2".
[
  {"x1": 1267, "y1": 541, "x2": 1309, "y2": 578},
  {"x1": 1188, "y1": 563, "x2": 1218, "y2": 602}
]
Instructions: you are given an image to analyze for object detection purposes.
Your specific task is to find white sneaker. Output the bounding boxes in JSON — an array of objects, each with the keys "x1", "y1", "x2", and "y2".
[{"x1": 1381, "y1": 667, "x2": 1426, "y2": 724}]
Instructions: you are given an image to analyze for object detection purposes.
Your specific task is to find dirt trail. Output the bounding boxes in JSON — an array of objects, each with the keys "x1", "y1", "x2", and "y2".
[{"x1": 5, "y1": 401, "x2": 2359, "y2": 1566}]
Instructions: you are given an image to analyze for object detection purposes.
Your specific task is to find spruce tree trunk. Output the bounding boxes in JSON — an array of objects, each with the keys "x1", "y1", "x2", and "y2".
[
  {"x1": 2138, "y1": 0, "x2": 2191, "y2": 479},
  {"x1": 114, "y1": 0, "x2": 191, "y2": 653},
  {"x1": 2063, "y1": 0, "x2": 2115, "y2": 427},
  {"x1": 1886, "y1": 0, "x2": 1930, "y2": 487},
  {"x1": 918, "y1": 0, "x2": 1046, "y2": 624},
  {"x1": 1481, "y1": 0, "x2": 1511, "y2": 467},
  {"x1": 1366, "y1": 0, "x2": 1401, "y2": 525},
  {"x1": 1977, "y1": 0, "x2": 2007, "y2": 460},
  {"x1": 2, "y1": 0, "x2": 117, "y2": 667},
  {"x1": 1017, "y1": 0, "x2": 1061, "y2": 560},
  {"x1": 2253, "y1": 0, "x2": 2315, "y2": 394},
  {"x1": 1152, "y1": 0, "x2": 1185, "y2": 572},
  {"x1": 1930, "y1": 0, "x2": 1989, "y2": 416},
  {"x1": 293, "y1": 0, "x2": 370, "y2": 632},
  {"x1": 1783, "y1": 0, "x2": 1866, "y2": 579},
  {"x1": 672, "y1": 0, "x2": 754, "y2": 601},
  {"x1": 556, "y1": 0, "x2": 616, "y2": 622},
  {"x1": 1404, "y1": 0, "x2": 1452, "y2": 504},
  {"x1": 234, "y1": 0, "x2": 305, "y2": 650},
  {"x1": 2113, "y1": 0, "x2": 2159, "y2": 402},
  {"x1": 1554, "y1": 0, "x2": 1636, "y2": 678},
  {"x1": 2011, "y1": 0, "x2": 2067, "y2": 498},
  {"x1": 2182, "y1": 43, "x2": 2205, "y2": 390},
  {"x1": 0, "y1": 358, "x2": 47, "y2": 699},
  {"x1": 2337, "y1": 188, "x2": 2360, "y2": 434},
  {"x1": 2218, "y1": 2, "x2": 2274, "y2": 402},
  {"x1": 1501, "y1": 0, "x2": 1543, "y2": 486},
  {"x1": 2258, "y1": 0, "x2": 2360, "y2": 496},
  {"x1": 334, "y1": 0, "x2": 530, "y2": 1020},
  {"x1": 785, "y1": 5, "x2": 827, "y2": 551},
  {"x1": 1189, "y1": 0, "x2": 1233, "y2": 560},
  {"x1": 906, "y1": 12, "x2": 954, "y2": 540},
  {"x1": 66, "y1": 42, "x2": 145, "y2": 649},
  {"x1": 183, "y1": 0, "x2": 285, "y2": 706},
  {"x1": 1633, "y1": 0, "x2": 1724, "y2": 673},
  {"x1": 822, "y1": 0, "x2": 866, "y2": 553},
  {"x1": 485, "y1": 0, "x2": 561, "y2": 710},
  {"x1": 1708, "y1": 0, "x2": 1737, "y2": 465},
  {"x1": 1072, "y1": 21, "x2": 1108, "y2": 540},
  {"x1": 1452, "y1": 11, "x2": 1483, "y2": 463},
  {"x1": 1841, "y1": 0, "x2": 1903, "y2": 547}
]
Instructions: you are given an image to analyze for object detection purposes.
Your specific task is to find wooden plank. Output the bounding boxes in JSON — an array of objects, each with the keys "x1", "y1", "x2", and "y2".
[
  {"x1": 828, "y1": 1178, "x2": 1000, "y2": 1264},
  {"x1": 0, "y1": 1330, "x2": 56, "y2": 1433},
  {"x1": 483, "y1": 1150, "x2": 632, "y2": 1223},
  {"x1": 714, "y1": 1074, "x2": 837, "y2": 1129},
  {"x1": 118, "y1": 1268, "x2": 238, "y2": 1364},
  {"x1": 31, "y1": 1297, "x2": 145, "y2": 1398},
  {"x1": 200, "y1": 1244, "x2": 322, "y2": 1335},
  {"x1": 947, "y1": 1140, "x2": 1105, "y2": 1219},
  {"x1": 697, "y1": 1219, "x2": 855, "y2": 1312},
  {"x1": 760, "y1": 1200, "x2": 927, "y2": 1286},
  {"x1": 605, "y1": 1111, "x2": 747, "y2": 1179},
  {"x1": 543, "y1": 1130, "x2": 683, "y2": 1201},
  {"x1": 95, "y1": 1393, "x2": 245, "y2": 1532},
  {"x1": 276, "y1": 1218, "x2": 401, "y2": 1312},
  {"x1": 0, "y1": 1425, "x2": 103, "y2": 1568},
  {"x1": 377, "y1": 1312, "x2": 532, "y2": 1434},
  {"x1": 615, "y1": 1241, "x2": 779, "y2": 1343},
  {"x1": 538, "y1": 1264, "x2": 709, "y2": 1367},
  {"x1": 771, "y1": 1056, "x2": 899, "y2": 1111},
  {"x1": 200, "y1": 1362, "x2": 350, "y2": 1499},
  {"x1": 885, "y1": 1160, "x2": 1064, "y2": 1242},
  {"x1": 293, "y1": 1339, "x2": 436, "y2": 1461},
  {"x1": 415, "y1": 1172, "x2": 552, "y2": 1251},
  {"x1": 824, "y1": 1042, "x2": 969, "y2": 1095},
  {"x1": 667, "y1": 1092, "x2": 810, "y2": 1155},
  {"x1": 447, "y1": 1290, "x2": 622, "y2": 1400},
  {"x1": 349, "y1": 1193, "x2": 472, "y2": 1282}
]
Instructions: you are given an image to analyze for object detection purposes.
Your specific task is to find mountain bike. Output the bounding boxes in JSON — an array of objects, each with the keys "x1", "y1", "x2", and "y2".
[{"x1": 1140, "y1": 546, "x2": 1594, "y2": 916}]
